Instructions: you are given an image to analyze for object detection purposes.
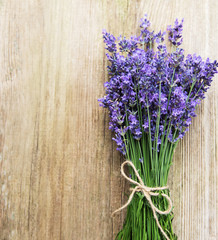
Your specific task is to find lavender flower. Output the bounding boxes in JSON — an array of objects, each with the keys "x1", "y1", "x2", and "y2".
[
  {"x1": 167, "y1": 18, "x2": 184, "y2": 46},
  {"x1": 99, "y1": 15, "x2": 218, "y2": 155}
]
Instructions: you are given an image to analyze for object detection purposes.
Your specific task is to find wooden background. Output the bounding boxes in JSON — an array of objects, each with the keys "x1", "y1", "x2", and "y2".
[{"x1": 0, "y1": 0, "x2": 217, "y2": 239}]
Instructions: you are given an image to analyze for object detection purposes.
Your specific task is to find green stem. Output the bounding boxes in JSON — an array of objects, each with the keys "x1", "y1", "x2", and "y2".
[{"x1": 115, "y1": 134, "x2": 178, "y2": 240}]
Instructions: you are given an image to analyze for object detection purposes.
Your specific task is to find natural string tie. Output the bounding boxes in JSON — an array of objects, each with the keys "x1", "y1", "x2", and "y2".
[{"x1": 111, "y1": 160, "x2": 173, "y2": 240}]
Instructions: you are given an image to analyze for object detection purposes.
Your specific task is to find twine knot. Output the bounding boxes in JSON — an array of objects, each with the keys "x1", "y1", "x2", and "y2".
[{"x1": 112, "y1": 160, "x2": 173, "y2": 240}]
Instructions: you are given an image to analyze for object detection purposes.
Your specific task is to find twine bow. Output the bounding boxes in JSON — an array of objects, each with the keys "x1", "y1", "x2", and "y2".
[{"x1": 112, "y1": 160, "x2": 173, "y2": 240}]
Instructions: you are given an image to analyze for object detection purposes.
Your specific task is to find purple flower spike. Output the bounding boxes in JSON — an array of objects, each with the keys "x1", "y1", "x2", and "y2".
[
  {"x1": 102, "y1": 29, "x2": 117, "y2": 53},
  {"x1": 167, "y1": 18, "x2": 184, "y2": 46}
]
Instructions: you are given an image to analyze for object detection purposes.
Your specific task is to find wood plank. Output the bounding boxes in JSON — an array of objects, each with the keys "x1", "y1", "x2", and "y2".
[{"x1": 0, "y1": 0, "x2": 217, "y2": 239}]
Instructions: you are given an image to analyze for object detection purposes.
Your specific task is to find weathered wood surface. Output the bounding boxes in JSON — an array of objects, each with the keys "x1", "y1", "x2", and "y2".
[{"x1": 0, "y1": 0, "x2": 217, "y2": 239}]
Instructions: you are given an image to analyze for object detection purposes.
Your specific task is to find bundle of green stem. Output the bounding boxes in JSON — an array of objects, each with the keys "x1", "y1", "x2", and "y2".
[{"x1": 115, "y1": 125, "x2": 178, "y2": 240}]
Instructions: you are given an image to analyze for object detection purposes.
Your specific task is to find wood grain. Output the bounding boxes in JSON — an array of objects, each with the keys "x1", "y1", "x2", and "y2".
[{"x1": 0, "y1": 0, "x2": 217, "y2": 239}]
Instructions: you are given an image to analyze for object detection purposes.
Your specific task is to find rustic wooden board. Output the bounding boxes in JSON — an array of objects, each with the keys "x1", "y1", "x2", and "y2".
[{"x1": 0, "y1": 0, "x2": 217, "y2": 239}]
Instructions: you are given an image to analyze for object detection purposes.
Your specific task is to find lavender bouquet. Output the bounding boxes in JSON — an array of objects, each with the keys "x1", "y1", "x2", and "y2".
[{"x1": 99, "y1": 15, "x2": 218, "y2": 240}]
